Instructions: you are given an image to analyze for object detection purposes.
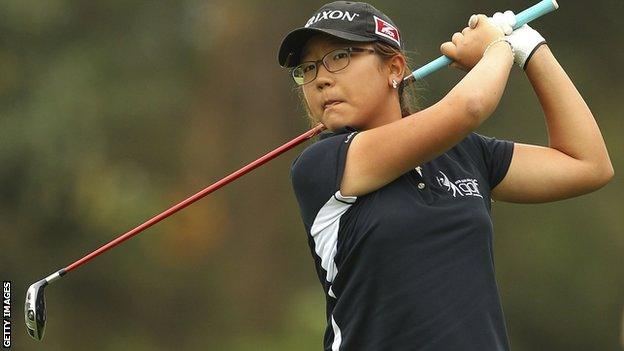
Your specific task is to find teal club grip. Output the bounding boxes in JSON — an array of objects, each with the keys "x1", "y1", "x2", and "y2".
[{"x1": 405, "y1": 0, "x2": 559, "y2": 81}]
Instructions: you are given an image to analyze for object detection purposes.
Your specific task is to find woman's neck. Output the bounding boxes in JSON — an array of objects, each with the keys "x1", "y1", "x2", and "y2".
[{"x1": 364, "y1": 97, "x2": 403, "y2": 130}]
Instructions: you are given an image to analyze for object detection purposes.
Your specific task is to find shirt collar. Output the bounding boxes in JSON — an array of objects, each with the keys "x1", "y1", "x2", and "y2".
[{"x1": 318, "y1": 125, "x2": 359, "y2": 140}]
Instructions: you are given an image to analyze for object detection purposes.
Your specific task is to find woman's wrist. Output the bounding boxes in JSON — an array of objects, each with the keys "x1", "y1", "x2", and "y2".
[
  {"x1": 483, "y1": 38, "x2": 514, "y2": 60},
  {"x1": 523, "y1": 43, "x2": 549, "y2": 74}
]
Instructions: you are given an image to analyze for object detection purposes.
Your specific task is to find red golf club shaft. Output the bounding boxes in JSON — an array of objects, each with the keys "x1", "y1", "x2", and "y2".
[{"x1": 64, "y1": 123, "x2": 326, "y2": 273}]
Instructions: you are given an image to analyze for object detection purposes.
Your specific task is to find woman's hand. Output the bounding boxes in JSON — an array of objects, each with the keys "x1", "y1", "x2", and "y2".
[{"x1": 440, "y1": 14, "x2": 506, "y2": 71}]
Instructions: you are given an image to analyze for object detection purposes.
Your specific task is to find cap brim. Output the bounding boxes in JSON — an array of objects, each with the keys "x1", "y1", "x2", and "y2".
[{"x1": 278, "y1": 27, "x2": 373, "y2": 67}]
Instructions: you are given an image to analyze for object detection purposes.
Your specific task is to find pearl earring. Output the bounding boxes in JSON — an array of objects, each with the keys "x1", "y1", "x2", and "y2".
[{"x1": 392, "y1": 79, "x2": 398, "y2": 89}]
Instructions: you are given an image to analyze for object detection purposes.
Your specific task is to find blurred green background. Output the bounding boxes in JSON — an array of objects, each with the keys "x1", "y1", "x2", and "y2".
[{"x1": 1, "y1": 0, "x2": 622, "y2": 350}]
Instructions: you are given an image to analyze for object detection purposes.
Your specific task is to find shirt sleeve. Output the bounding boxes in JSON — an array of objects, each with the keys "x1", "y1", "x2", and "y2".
[
  {"x1": 289, "y1": 130, "x2": 359, "y2": 228},
  {"x1": 467, "y1": 133, "x2": 515, "y2": 189}
]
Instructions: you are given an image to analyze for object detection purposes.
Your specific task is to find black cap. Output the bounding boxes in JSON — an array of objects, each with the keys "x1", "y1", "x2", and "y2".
[{"x1": 278, "y1": 1, "x2": 402, "y2": 67}]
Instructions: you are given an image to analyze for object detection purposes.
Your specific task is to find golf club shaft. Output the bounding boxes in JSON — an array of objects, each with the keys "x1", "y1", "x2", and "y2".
[
  {"x1": 45, "y1": 123, "x2": 326, "y2": 278},
  {"x1": 404, "y1": 0, "x2": 559, "y2": 81},
  {"x1": 43, "y1": 0, "x2": 560, "y2": 281}
]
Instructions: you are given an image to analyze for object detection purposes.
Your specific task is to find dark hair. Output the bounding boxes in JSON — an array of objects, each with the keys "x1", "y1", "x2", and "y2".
[{"x1": 295, "y1": 41, "x2": 423, "y2": 128}]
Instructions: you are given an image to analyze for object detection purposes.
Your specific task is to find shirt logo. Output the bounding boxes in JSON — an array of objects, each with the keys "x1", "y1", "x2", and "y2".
[
  {"x1": 435, "y1": 171, "x2": 482, "y2": 198},
  {"x1": 305, "y1": 10, "x2": 360, "y2": 27},
  {"x1": 373, "y1": 16, "x2": 400, "y2": 47}
]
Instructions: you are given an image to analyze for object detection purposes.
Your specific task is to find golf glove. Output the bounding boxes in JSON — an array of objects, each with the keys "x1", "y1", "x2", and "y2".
[
  {"x1": 489, "y1": 11, "x2": 547, "y2": 69},
  {"x1": 488, "y1": 10, "x2": 516, "y2": 35}
]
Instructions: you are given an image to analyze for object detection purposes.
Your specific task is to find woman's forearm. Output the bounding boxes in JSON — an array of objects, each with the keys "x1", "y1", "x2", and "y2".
[
  {"x1": 445, "y1": 42, "x2": 515, "y2": 126},
  {"x1": 525, "y1": 45, "x2": 613, "y2": 175}
]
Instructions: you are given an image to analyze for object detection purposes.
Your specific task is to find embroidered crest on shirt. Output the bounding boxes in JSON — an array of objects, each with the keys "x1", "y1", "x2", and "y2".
[{"x1": 435, "y1": 171, "x2": 482, "y2": 198}]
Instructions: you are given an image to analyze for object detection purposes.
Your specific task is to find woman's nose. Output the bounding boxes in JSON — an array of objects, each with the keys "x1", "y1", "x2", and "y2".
[{"x1": 315, "y1": 64, "x2": 334, "y2": 90}]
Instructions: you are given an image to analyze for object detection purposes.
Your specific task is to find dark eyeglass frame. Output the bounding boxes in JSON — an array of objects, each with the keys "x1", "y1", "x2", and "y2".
[{"x1": 291, "y1": 47, "x2": 377, "y2": 86}]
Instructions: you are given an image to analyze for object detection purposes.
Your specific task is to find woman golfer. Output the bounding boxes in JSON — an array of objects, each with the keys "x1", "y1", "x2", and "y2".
[{"x1": 280, "y1": 1, "x2": 613, "y2": 350}]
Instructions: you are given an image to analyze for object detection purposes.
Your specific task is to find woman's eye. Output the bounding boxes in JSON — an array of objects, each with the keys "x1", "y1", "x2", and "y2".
[
  {"x1": 333, "y1": 52, "x2": 348, "y2": 61},
  {"x1": 303, "y1": 64, "x2": 315, "y2": 73}
]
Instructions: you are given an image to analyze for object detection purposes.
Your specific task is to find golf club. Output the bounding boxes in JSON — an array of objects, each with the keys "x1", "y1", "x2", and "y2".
[{"x1": 25, "y1": 0, "x2": 559, "y2": 341}]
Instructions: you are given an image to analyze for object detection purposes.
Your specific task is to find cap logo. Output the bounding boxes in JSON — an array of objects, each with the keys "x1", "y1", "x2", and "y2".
[
  {"x1": 305, "y1": 10, "x2": 360, "y2": 28},
  {"x1": 373, "y1": 15, "x2": 400, "y2": 47}
]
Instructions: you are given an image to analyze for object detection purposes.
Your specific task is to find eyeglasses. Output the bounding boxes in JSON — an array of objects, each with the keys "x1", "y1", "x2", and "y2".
[{"x1": 291, "y1": 47, "x2": 377, "y2": 86}]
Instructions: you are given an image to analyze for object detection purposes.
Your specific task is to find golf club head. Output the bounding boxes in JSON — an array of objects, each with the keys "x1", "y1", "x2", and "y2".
[{"x1": 25, "y1": 279, "x2": 48, "y2": 341}]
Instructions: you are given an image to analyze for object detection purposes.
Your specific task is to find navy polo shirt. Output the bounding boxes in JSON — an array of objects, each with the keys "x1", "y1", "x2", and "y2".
[{"x1": 290, "y1": 126, "x2": 514, "y2": 351}]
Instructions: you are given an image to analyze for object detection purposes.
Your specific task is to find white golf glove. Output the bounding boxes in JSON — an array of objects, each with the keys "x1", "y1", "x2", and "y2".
[
  {"x1": 507, "y1": 23, "x2": 547, "y2": 69},
  {"x1": 488, "y1": 10, "x2": 516, "y2": 35},
  {"x1": 489, "y1": 11, "x2": 547, "y2": 69}
]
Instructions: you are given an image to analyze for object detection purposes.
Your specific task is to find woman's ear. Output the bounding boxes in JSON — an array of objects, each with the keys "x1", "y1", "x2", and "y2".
[{"x1": 387, "y1": 54, "x2": 407, "y2": 87}]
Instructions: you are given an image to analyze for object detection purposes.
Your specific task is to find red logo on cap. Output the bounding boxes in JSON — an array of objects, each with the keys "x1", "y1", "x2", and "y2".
[{"x1": 374, "y1": 16, "x2": 400, "y2": 47}]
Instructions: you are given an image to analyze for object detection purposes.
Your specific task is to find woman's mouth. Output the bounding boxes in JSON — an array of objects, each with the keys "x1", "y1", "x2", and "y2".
[{"x1": 323, "y1": 100, "x2": 343, "y2": 110}]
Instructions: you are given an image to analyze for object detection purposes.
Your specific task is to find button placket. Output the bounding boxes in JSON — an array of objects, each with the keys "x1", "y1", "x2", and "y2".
[{"x1": 412, "y1": 166, "x2": 434, "y2": 203}]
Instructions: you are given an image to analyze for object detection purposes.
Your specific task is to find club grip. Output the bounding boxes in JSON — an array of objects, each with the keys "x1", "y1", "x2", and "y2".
[
  {"x1": 404, "y1": 0, "x2": 559, "y2": 81},
  {"x1": 515, "y1": 0, "x2": 558, "y2": 29}
]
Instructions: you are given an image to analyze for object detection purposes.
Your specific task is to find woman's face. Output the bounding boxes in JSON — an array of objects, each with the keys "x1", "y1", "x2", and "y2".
[{"x1": 300, "y1": 35, "x2": 398, "y2": 131}]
